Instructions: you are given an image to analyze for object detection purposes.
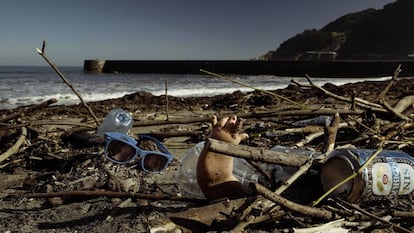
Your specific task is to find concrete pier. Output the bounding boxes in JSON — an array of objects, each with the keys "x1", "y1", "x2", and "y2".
[
  {"x1": 83, "y1": 59, "x2": 414, "y2": 77},
  {"x1": 83, "y1": 59, "x2": 106, "y2": 73}
]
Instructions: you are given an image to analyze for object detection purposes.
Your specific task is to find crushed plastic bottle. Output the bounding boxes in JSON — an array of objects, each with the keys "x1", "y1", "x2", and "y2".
[
  {"x1": 292, "y1": 115, "x2": 333, "y2": 127},
  {"x1": 267, "y1": 145, "x2": 321, "y2": 184},
  {"x1": 176, "y1": 142, "x2": 259, "y2": 199},
  {"x1": 96, "y1": 108, "x2": 133, "y2": 137}
]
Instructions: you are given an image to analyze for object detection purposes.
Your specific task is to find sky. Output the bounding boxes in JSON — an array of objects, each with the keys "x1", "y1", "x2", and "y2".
[{"x1": 0, "y1": 0, "x2": 395, "y2": 66}]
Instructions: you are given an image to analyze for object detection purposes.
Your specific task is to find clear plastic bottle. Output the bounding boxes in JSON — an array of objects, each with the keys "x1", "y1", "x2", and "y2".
[
  {"x1": 176, "y1": 142, "x2": 259, "y2": 199},
  {"x1": 96, "y1": 108, "x2": 133, "y2": 137}
]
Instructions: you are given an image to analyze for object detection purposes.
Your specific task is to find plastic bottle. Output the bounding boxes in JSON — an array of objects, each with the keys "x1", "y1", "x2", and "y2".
[
  {"x1": 259, "y1": 145, "x2": 321, "y2": 185},
  {"x1": 96, "y1": 108, "x2": 134, "y2": 137},
  {"x1": 176, "y1": 142, "x2": 259, "y2": 199}
]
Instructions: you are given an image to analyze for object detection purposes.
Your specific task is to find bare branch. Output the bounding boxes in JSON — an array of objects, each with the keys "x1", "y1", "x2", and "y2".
[{"x1": 36, "y1": 40, "x2": 100, "y2": 127}]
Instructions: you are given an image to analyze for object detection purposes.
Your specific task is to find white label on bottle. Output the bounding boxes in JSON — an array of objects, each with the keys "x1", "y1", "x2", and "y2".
[
  {"x1": 371, "y1": 162, "x2": 414, "y2": 196},
  {"x1": 398, "y1": 163, "x2": 414, "y2": 195},
  {"x1": 371, "y1": 163, "x2": 393, "y2": 195}
]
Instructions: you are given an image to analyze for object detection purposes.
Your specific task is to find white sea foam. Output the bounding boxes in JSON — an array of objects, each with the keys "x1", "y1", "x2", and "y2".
[{"x1": 0, "y1": 66, "x2": 393, "y2": 110}]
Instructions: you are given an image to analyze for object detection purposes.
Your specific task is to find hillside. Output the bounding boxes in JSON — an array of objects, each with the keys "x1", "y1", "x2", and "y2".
[{"x1": 260, "y1": 0, "x2": 414, "y2": 61}]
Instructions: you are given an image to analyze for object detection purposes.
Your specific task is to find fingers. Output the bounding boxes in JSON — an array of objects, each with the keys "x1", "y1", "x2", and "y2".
[
  {"x1": 223, "y1": 115, "x2": 237, "y2": 132},
  {"x1": 212, "y1": 115, "x2": 241, "y2": 132},
  {"x1": 211, "y1": 115, "x2": 248, "y2": 143},
  {"x1": 239, "y1": 133, "x2": 249, "y2": 141},
  {"x1": 212, "y1": 115, "x2": 234, "y2": 129},
  {"x1": 211, "y1": 115, "x2": 218, "y2": 127}
]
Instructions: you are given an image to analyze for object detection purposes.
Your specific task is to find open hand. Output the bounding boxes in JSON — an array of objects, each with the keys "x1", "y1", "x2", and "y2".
[{"x1": 209, "y1": 115, "x2": 249, "y2": 145}]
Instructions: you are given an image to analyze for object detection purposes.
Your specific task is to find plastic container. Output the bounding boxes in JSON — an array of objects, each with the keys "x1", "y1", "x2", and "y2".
[
  {"x1": 176, "y1": 142, "x2": 259, "y2": 199},
  {"x1": 268, "y1": 145, "x2": 321, "y2": 184},
  {"x1": 96, "y1": 108, "x2": 133, "y2": 137},
  {"x1": 320, "y1": 148, "x2": 414, "y2": 203}
]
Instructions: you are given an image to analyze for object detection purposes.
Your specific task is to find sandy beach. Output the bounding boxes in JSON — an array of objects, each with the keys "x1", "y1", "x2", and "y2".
[{"x1": 1, "y1": 77, "x2": 414, "y2": 232}]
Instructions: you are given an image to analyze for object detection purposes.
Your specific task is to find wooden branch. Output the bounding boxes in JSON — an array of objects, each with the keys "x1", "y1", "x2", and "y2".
[
  {"x1": 0, "y1": 127, "x2": 27, "y2": 163},
  {"x1": 285, "y1": 125, "x2": 324, "y2": 133},
  {"x1": 295, "y1": 117, "x2": 359, "y2": 148},
  {"x1": 304, "y1": 74, "x2": 385, "y2": 111},
  {"x1": 291, "y1": 79, "x2": 311, "y2": 88},
  {"x1": 274, "y1": 156, "x2": 315, "y2": 196},
  {"x1": 392, "y1": 210, "x2": 414, "y2": 218},
  {"x1": 323, "y1": 113, "x2": 340, "y2": 153},
  {"x1": 385, "y1": 122, "x2": 414, "y2": 139},
  {"x1": 164, "y1": 79, "x2": 170, "y2": 121},
  {"x1": 337, "y1": 199, "x2": 412, "y2": 233},
  {"x1": 254, "y1": 183, "x2": 333, "y2": 220},
  {"x1": 351, "y1": 90, "x2": 357, "y2": 110},
  {"x1": 36, "y1": 40, "x2": 100, "y2": 127},
  {"x1": 25, "y1": 190, "x2": 203, "y2": 203},
  {"x1": 379, "y1": 64, "x2": 401, "y2": 99},
  {"x1": 206, "y1": 138, "x2": 311, "y2": 167},
  {"x1": 28, "y1": 120, "x2": 97, "y2": 128},
  {"x1": 379, "y1": 98, "x2": 412, "y2": 121},
  {"x1": 201, "y1": 69, "x2": 309, "y2": 110},
  {"x1": 295, "y1": 131, "x2": 324, "y2": 148},
  {"x1": 146, "y1": 130, "x2": 204, "y2": 140},
  {"x1": 0, "y1": 98, "x2": 57, "y2": 123},
  {"x1": 392, "y1": 95, "x2": 414, "y2": 114},
  {"x1": 293, "y1": 219, "x2": 359, "y2": 233},
  {"x1": 133, "y1": 109, "x2": 363, "y2": 127}
]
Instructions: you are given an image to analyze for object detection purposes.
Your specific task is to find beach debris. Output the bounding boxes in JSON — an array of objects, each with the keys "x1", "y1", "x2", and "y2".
[
  {"x1": 96, "y1": 108, "x2": 133, "y2": 137},
  {"x1": 1, "y1": 65, "x2": 414, "y2": 232},
  {"x1": 0, "y1": 127, "x2": 27, "y2": 164},
  {"x1": 0, "y1": 98, "x2": 57, "y2": 123},
  {"x1": 292, "y1": 115, "x2": 333, "y2": 127},
  {"x1": 105, "y1": 163, "x2": 140, "y2": 193}
]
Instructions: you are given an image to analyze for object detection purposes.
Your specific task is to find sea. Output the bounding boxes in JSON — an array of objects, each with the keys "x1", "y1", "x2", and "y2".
[{"x1": 0, "y1": 66, "x2": 392, "y2": 110}]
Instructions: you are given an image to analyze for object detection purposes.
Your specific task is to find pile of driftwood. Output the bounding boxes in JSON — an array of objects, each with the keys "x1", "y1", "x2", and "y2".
[
  {"x1": 154, "y1": 67, "x2": 414, "y2": 233},
  {"x1": 1, "y1": 45, "x2": 414, "y2": 232}
]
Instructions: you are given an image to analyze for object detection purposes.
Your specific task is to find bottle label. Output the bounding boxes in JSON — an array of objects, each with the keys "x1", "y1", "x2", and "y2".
[{"x1": 370, "y1": 159, "x2": 414, "y2": 196}]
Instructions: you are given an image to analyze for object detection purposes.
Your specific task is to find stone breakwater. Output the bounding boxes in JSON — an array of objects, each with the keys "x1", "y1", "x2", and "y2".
[{"x1": 84, "y1": 59, "x2": 414, "y2": 78}]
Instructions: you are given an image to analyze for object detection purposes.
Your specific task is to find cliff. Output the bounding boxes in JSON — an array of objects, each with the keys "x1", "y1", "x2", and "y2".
[{"x1": 260, "y1": 0, "x2": 414, "y2": 61}]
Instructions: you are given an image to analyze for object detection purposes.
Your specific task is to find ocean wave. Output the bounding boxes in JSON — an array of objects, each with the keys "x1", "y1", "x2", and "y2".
[{"x1": 0, "y1": 66, "x2": 392, "y2": 110}]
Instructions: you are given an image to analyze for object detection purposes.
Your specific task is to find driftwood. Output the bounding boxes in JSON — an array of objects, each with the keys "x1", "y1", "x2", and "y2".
[
  {"x1": 28, "y1": 120, "x2": 97, "y2": 128},
  {"x1": 336, "y1": 199, "x2": 412, "y2": 233},
  {"x1": 379, "y1": 64, "x2": 401, "y2": 99},
  {"x1": 254, "y1": 183, "x2": 333, "y2": 220},
  {"x1": 201, "y1": 69, "x2": 309, "y2": 110},
  {"x1": 293, "y1": 219, "x2": 360, "y2": 233},
  {"x1": 0, "y1": 127, "x2": 27, "y2": 163},
  {"x1": 36, "y1": 40, "x2": 100, "y2": 126},
  {"x1": 392, "y1": 95, "x2": 414, "y2": 114},
  {"x1": 323, "y1": 112, "x2": 340, "y2": 153},
  {"x1": 206, "y1": 138, "x2": 311, "y2": 167},
  {"x1": 25, "y1": 190, "x2": 203, "y2": 203},
  {"x1": 379, "y1": 97, "x2": 412, "y2": 121},
  {"x1": 0, "y1": 98, "x2": 57, "y2": 123},
  {"x1": 304, "y1": 74, "x2": 385, "y2": 112},
  {"x1": 133, "y1": 108, "x2": 363, "y2": 127},
  {"x1": 1, "y1": 64, "x2": 413, "y2": 232}
]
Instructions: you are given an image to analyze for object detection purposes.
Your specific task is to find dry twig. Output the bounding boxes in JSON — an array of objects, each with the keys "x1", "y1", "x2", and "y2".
[
  {"x1": 206, "y1": 138, "x2": 311, "y2": 167},
  {"x1": 36, "y1": 40, "x2": 100, "y2": 127},
  {"x1": 304, "y1": 74, "x2": 385, "y2": 112},
  {"x1": 0, "y1": 98, "x2": 57, "y2": 123},
  {"x1": 254, "y1": 183, "x2": 333, "y2": 219},
  {"x1": 0, "y1": 127, "x2": 27, "y2": 163}
]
